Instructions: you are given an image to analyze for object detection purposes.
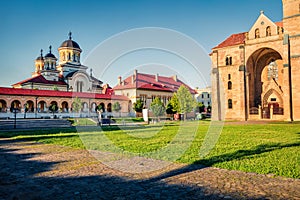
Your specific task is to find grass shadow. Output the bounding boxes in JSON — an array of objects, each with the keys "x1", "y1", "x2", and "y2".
[
  {"x1": 194, "y1": 142, "x2": 300, "y2": 166},
  {"x1": 0, "y1": 139, "x2": 271, "y2": 200},
  {"x1": 0, "y1": 127, "x2": 77, "y2": 138}
]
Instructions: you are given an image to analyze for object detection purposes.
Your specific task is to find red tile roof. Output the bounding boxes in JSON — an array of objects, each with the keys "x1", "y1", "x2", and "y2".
[
  {"x1": 275, "y1": 21, "x2": 283, "y2": 27},
  {"x1": 213, "y1": 21, "x2": 283, "y2": 49},
  {"x1": 12, "y1": 75, "x2": 67, "y2": 86},
  {"x1": 102, "y1": 84, "x2": 114, "y2": 95},
  {"x1": 113, "y1": 72, "x2": 195, "y2": 94},
  {"x1": 0, "y1": 87, "x2": 129, "y2": 101},
  {"x1": 213, "y1": 32, "x2": 246, "y2": 49}
]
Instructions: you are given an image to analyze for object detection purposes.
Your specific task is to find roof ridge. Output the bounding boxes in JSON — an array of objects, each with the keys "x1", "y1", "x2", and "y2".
[{"x1": 213, "y1": 32, "x2": 246, "y2": 49}]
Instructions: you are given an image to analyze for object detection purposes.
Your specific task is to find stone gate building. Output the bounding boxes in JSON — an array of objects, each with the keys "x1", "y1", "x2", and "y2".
[{"x1": 211, "y1": 0, "x2": 300, "y2": 121}]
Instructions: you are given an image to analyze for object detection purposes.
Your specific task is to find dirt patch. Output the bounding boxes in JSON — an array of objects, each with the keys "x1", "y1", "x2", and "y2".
[{"x1": 0, "y1": 139, "x2": 299, "y2": 200}]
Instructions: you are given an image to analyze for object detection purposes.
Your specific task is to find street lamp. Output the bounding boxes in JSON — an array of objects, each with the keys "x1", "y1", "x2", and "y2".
[
  {"x1": 13, "y1": 108, "x2": 18, "y2": 129},
  {"x1": 35, "y1": 97, "x2": 39, "y2": 118}
]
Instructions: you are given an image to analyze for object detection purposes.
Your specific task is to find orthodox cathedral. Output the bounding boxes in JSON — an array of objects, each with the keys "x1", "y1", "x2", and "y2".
[
  {"x1": 13, "y1": 32, "x2": 102, "y2": 94},
  {"x1": 0, "y1": 33, "x2": 128, "y2": 116}
]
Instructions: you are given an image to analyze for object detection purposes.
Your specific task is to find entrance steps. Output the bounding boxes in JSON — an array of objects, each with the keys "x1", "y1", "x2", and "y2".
[{"x1": 0, "y1": 119, "x2": 72, "y2": 130}]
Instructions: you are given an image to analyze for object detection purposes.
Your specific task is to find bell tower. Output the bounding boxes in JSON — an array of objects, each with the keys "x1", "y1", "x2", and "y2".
[{"x1": 282, "y1": 0, "x2": 300, "y2": 121}]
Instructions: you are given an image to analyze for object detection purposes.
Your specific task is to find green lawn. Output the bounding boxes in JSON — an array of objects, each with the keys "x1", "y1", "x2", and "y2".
[{"x1": 3, "y1": 121, "x2": 300, "y2": 178}]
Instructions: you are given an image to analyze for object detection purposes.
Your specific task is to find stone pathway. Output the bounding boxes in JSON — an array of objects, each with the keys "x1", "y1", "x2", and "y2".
[{"x1": 0, "y1": 139, "x2": 299, "y2": 200}]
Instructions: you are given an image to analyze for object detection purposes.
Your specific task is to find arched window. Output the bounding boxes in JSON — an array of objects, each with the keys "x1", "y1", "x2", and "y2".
[
  {"x1": 255, "y1": 28, "x2": 260, "y2": 38},
  {"x1": 73, "y1": 54, "x2": 76, "y2": 62},
  {"x1": 61, "y1": 101, "x2": 69, "y2": 112},
  {"x1": 76, "y1": 81, "x2": 83, "y2": 92},
  {"x1": 228, "y1": 81, "x2": 232, "y2": 90},
  {"x1": 11, "y1": 100, "x2": 21, "y2": 112},
  {"x1": 91, "y1": 102, "x2": 97, "y2": 112},
  {"x1": 0, "y1": 99, "x2": 7, "y2": 112},
  {"x1": 62, "y1": 52, "x2": 66, "y2": 61},
  {"x1": 81, "y1": 102, "x2": 88, "y2": 112},
  {"x1": 49, "y1": 101, "x2": 58, "y2": 112},
  {"x1": 107, "y1": 103, "x2": 112, "y2": 112},
  {"x1": 68, "y1": 52, "x2": 71, "y2": 61},
  {"x1": 228, "y1": 74, "x2": 231, "y2": 80},
  {"x1": 38, "y1": 101, "x2": 47, "y2": 112},
  {"x1": 228, "y1": 99, "x2": 233, "y2": 109},
  {"x1": 26, "y1": 100, "x2": 34, "y2": 112},
  {"x1": 96, "y1": 103, "x2": 105, "y2": 112},
  {"x1": 226, "y1": 56, "x2": 232, "y2": 66},
  {"x1": 266, "y1": 26, "x2": 271, "y2": 36}
]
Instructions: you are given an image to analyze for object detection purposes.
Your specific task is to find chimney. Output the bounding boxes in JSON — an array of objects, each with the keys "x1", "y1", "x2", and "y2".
[
  {"x1": 118, "y1": 76, "x2": 122, "y2": 85},
  {"x1": 132, "y1": 69, "x2": 138, "y2": 84},
  {"x1": 173, "y1": 75, "x2": 178, "y2": 82},
  {"x1": 155, "y1": 73, "x2": 159, "y2": 82}
]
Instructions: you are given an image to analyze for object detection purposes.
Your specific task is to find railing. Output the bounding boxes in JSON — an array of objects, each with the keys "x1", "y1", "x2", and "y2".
[
  {"x1": 273, "y1": 107, "x2": 284, "y2": 115},
  {"x1": 0, "y1": 111, "x2": 135, "y2": 119},
  {"x1": 249, "y1": 107, "x2": 259, "y2": 115}
]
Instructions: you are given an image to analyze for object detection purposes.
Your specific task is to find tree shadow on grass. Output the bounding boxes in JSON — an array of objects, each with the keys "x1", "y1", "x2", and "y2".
[
  {"x1": 0, "y1": 127, "x2": 77, "y2": 138},
  {"x1": 193, "y1": 142, "x2": 300, "y2": 166},
  {"x1": 0, "y1": 139, "x2": 268, "y2": 200}
]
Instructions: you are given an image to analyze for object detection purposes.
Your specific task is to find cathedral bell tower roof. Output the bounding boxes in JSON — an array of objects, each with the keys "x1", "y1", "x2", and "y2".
[
  {"x1": 44, "y1": 45, "x2": 57, "y2": 59},
  {"x1": 59, "y1": 32, "x2": 81, "y2": 50},
  {"x1": 35, "y1": 49, "x2": 44, "y2": 60}
]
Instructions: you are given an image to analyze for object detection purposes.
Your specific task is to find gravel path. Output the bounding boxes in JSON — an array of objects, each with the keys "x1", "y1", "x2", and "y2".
[{"x1": 0, "y1": 139, "x2": 299, "y2": 200}]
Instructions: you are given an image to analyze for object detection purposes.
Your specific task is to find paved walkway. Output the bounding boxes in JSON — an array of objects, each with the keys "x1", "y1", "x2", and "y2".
[{"x1": 0, "y1": 139, "x2": 299, "y2": 200}]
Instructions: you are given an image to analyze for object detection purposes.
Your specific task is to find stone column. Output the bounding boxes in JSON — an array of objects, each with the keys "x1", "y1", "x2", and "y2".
[
  {"x1": 270, "y1": 104, "x2": 273, "y2": 120},
  {"x1": 258, "y1": 105, "x2": 262, "y2": 119}
]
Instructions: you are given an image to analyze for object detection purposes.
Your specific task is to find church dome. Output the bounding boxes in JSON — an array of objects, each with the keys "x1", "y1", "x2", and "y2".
[
  {"x1": 59, "y1": 32, "x2": 81, "y2": 50},
  {"x1": 35, "y1": 49, "x2": 44, "y2": 60},
  {"x1": 44, "y1": 52, "x2": 56, "y2": 59},
  {"x1": 36, "y1": 56, "x2": 44, "y2": 60},
  {"x1": 44, "y1": 46, "x2": 56, "y2": 59}
]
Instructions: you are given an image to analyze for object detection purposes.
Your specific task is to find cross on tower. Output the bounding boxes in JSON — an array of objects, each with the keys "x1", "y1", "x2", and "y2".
[
  {"x1": 40, "y1": 49, "x2": 43, "y2": 57},
  {"x1": 69, "y1": 31, "x2": 72, "y2": 40},
  {"x1": 49, "y1": 45, "x2": 52, "y2": 53}
]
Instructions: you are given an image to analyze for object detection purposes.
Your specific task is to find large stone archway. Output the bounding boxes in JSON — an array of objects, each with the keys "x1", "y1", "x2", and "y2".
[{"x1": 246, "y1": 47, "x2": 284, "y2": 118}]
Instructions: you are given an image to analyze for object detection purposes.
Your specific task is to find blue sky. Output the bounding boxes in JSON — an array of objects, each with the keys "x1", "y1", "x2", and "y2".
[{"x1": 0, "y1": 0, "x2": 282, "y2": 88}]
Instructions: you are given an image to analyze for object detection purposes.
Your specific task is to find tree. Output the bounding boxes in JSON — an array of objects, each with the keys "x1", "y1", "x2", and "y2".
[
  {"x1": 53, "y1": 85, "x2": 59, "y2": 91},
  {"x1": 196, "y1": 102, "x2": 205, "y2": 113},
  {"x1": 166, "y1": 102, "x2": 176, "y2": 115},
  {"x1": 176, "y1": 85, "x2": 197, "y2": 120},
  {"x1": 207, "y1": 105, "x2": 212, "y2": 113},
  {"x1": 24, "y1": 103, "x2": 29, "y2": 119},
  {"x1": 49, "y1": 103, "x2": 58, "y2": 118},
  {"x1": 133, "y1": 99, "x2": 144, "y2": 113},
  {"x1": 150, "y1": 97, "x2": 165, "y2": 121},
  {"x1": 72, "y1": 97, "x2": 82, "y2": 113},
  {"x1": 112, "y1": 102, "x2": 122, "y2": 117},
  {"x1": 96, "y1": 104, "x2": 104, "y2": 112},
  {"x1": 169, "y1": 93, "x2": 180, "y2": 113}
]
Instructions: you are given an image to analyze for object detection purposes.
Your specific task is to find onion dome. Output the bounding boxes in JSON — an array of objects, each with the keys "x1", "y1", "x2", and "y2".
[
  {"x1": 35, "y1": 49, "x2": 44, "y2": 60},
  {"x1": 44, "y1": 46, "x2": 56, "y2": 59},
  {"x1": 59, "y1": 32, "x2": 81, "y2": 50}
]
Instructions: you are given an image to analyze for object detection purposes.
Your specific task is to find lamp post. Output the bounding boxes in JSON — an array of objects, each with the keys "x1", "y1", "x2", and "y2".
[
  {"x1": 13, "y1": 108, "x2": 17, "y2": 129},
  {"x1": 35, "y1": 97, "x2": 38, "y2": 118}
]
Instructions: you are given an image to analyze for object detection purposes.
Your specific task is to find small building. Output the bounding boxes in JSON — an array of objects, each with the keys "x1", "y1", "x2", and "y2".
[
  {"x1": 113, "y1": 70, "x2": 195, "y2": 111},
  {"x1": 195, "y1": 87, "x2": 211, "y2": 108}
]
